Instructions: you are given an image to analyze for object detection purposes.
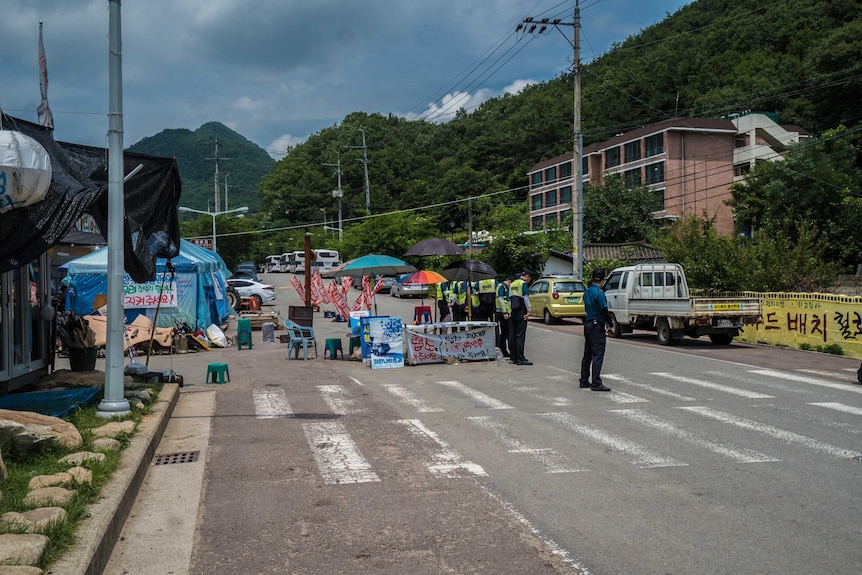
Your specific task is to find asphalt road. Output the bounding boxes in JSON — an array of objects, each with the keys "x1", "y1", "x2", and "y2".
[{"x1": 106, "y1": 273, "x2": 862, "y2": 575}]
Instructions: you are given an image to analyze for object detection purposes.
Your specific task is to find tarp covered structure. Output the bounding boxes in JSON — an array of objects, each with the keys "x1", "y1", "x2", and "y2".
[
  {"x1": 64, "y1": 239, "x2": 233, "y2": 330},
  {"x1": 0, "y1": 112, "x2": 181, "y2": 282}
]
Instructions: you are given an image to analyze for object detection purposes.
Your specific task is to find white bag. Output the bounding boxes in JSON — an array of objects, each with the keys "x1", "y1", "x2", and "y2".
[{"x1": 206, "y1": 323, "x2": 228, "y2": 348}]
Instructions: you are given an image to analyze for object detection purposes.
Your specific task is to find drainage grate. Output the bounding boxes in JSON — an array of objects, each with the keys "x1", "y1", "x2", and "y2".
[{"x1": 154, "y1": 451, "x2": 200, "y2": 465}]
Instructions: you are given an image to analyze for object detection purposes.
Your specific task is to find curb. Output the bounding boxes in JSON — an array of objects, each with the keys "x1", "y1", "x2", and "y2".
[{"x1": 46, "y1": 383, "x2": 180, "y2": 575}]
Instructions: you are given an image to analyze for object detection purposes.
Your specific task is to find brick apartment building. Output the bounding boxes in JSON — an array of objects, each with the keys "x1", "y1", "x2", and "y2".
[{"x1": 527, "y1": 112, "x2": 808, "y2": 236}]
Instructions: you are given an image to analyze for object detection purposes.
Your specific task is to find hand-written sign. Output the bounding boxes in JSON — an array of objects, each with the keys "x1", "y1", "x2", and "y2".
[
  {"x1": 122, "y1": 274, "x2": 178, "y2": 309},
  {"x1": 406, "y1": 324, "x2": 494, "y2": 365}
]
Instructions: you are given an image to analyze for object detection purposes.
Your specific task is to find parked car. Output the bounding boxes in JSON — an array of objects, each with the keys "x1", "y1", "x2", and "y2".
[
  {"x1": 226, "y1": 278, "x2": 276, "y2": 305},
  {"x1": 233, "y1": 267, "x2": 260, "y2": 282},
  {"x1": 391, "y1": 273, "x2": 429, "y2": 298},
  {"x1": 528, "y1": 276, "x2": 586, "y2": 324}
]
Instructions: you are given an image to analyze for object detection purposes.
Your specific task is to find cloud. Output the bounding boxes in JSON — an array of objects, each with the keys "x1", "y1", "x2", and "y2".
[{"x1": 267, "y1": 134, "x2": 310, "y2": 159}]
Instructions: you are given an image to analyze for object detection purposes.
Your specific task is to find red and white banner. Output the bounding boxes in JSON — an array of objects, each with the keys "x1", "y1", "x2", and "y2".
[
  {"x1": 327, "y1": 281, "x2": 350, "y2": 318},
  {"x1": 37, "y1": 22, "x2": 54, "y2": 129},
  {"x1": 311, "y1": 271, "x2": 330, "y2": 304},
  {"x1": 341, "y1": 276, "x2": 352, "y2": 294},
  {"x1": 372, "y1": 275, "x2": 386, "y2": 295},
  {"x1": 290, "y1": 275, "x2": 306, "y2": 306},
  {"x1": 351, "y1": 290, "x2": 368, "y2": 311}
]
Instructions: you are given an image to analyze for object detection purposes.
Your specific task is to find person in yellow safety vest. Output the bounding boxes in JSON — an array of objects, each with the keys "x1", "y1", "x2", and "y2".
[
  {"x1": 430, "y1": 282, "x2": 452, "y2": 324},
  {"x1": 450, "y1": 280, "x2": 468, "y2": 322},
  {"x1": 469, "y1": 281, "x2": 481, "y2": 320},
  {"x1": 476, "y1": 277, "x2": 497, "y2": 322},
  {"x1": 508, "y1": 269, "x2": 533, "y2": 365},
  {"x1": 495, "y1": 275, "x2": 512, "y2": 357}
]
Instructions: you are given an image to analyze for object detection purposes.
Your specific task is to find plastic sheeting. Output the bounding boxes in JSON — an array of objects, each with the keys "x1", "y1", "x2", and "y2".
[
  {"x1": 0, "y1": 112, "x2": 181, "y2": 283},
  {"x1": 64, "y1": 239, "x2": 233, "y2": 330}
]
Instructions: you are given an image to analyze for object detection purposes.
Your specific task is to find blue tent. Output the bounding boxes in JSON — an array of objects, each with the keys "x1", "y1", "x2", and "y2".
[{"x1": 63, "y1": 239, "x2": 233, "y2": 330}]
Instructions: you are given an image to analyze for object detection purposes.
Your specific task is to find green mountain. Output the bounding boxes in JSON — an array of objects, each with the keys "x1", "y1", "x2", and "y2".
[{"x1": 127, "y1": 122, "x2": 275, "y2": 212}]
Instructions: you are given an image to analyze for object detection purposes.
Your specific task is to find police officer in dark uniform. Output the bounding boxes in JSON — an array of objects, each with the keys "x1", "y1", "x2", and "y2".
[
  {"x1": 508, "y1": 269, "x2": 533, "y2": 366},
  {"x1": 579, "y1": 268, "x2": 613, "y2": 391}
]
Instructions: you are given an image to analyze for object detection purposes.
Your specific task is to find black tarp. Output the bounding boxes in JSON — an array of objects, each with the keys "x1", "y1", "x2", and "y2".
[{"x1": 0, "y1": 112, "x2": 181, "y2": 282}]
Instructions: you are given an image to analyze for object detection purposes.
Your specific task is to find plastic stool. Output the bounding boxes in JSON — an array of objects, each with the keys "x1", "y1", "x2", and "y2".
[
  {"x1": 414, "y1": 305, "x2": 432, "y2": 324},
  {"x1": 206, "y1": 363, "x2": 230, "y2": 384},
  {"x1": 349, "y1": 336, "x2": 361, "y2": 356},
  {"x1": 324, "y1": 338, "x2": 343, "y2": 359},
  {"x1": 237, "y1": 318, "x2": 252, "y2": 350}
]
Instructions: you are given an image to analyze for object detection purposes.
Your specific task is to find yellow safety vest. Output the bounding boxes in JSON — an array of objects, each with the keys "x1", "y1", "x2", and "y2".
[
  {"x1": 452, "y1": 281, "x2": 467, "y2": 305},
  {"x1": 496, "y1": 282, "x2": 511, "y2": 312},
  {"x1": 478, "y1": 279, "x2": 496, "y2": 294}
]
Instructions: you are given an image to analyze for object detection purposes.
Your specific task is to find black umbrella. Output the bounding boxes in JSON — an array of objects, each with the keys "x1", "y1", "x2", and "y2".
[
  {"x1": 404, "y1": 237, "x2": 465, "y2": 257},
  {"x1": 440, "y1": 259, "x2": 497, "y2": 282}
]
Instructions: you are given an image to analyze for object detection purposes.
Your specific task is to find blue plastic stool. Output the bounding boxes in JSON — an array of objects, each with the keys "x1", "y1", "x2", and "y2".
[
  {"x1": 206, "y1": 363, "x2": 230, "y2": 384},
  {"x1": 237, "y1": 318, "x2": 252, "y2": 350},
  {"x1": 324, "y1": 338, "x2": 343, "y2": 359}
]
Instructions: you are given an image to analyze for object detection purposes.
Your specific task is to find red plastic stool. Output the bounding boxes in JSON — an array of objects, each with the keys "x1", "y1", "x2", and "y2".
[{"x1": 413, "y1": 306, "x2": 432, "y2": 324}]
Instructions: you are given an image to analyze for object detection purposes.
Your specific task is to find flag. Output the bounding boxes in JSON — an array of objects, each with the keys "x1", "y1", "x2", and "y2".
[
  {"x1": 290, "y1": 275, "x2": 306, "y2": 306},
  {"x1": 372, "y1": 275, "x2": 386, "y2": 295},
  {"x1": 37, "y1": 22, "x2": 54, "y2": 129}
]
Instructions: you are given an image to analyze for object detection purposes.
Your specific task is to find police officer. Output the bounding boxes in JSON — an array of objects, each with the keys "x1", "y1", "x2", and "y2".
[
  {"x1": 476, "y1": 277, "x2": 497, "y2": 322},
  {"x1": 450, "y1": 280, "x2": 468, "y2": 322},
  {"x1": 508, "y1": 269, "x2": 533, "y2": 365},
  {"x1": 495, "y1": 275, "x2": 512, "y2": 357},
  {"x1": 431, "y1": 282, "x2": 451, "y2": 323},
  {"x1": 579, "y1": 267, "x2": 613, "y2": 391}
]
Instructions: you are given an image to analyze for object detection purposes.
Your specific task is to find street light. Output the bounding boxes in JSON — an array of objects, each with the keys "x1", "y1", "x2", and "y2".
[{"x1": 178, "y1": 205, "x2": 248, "y2": 253}]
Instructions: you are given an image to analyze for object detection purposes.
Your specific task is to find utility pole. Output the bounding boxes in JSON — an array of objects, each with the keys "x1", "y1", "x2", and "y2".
[
  {"x1": 207, "y1": 139, "x2": 229, "y2": 213},
  {"x1": 346, "y1": 128, "x2": 371, "y2": 215},
  {"x1": 223, "y1": 173, "x2": 230, "y2": 211},
  {"x1": 323, "y1": 152, "x2": 344, "y2": 242},
  {"x1": 519, "y1": 0, "x2": 582, "y2": 280}
]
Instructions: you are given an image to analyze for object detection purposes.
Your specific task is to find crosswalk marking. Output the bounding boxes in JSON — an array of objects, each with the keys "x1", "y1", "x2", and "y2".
[
  {"x1": 436, "y1": 380, "x2": 513, "y2": 410},
  {"x1": 751, "y1": 369, "x2": 862, "y2": 395},
  {"x1": 302, "y1": 421, "x2": 380, "y2": 485},
  {"x1": 609, "y1": 409, "x2": 779, "y2": 463},
  {"x1": 677, "y1": 406, "x2": 862, "y2": 459},
  {"x1": 514, "y1": 386, "x2": 573, "y2": 407},
  {"x1": 396, "y1": 419, "x2": 487, "y2": 477},
  {"x1": 797, "y1": 369, "x2": 858, "y2": 383},
  {"x1": 538, "y1": 412, "x2": 687, "y2": 468},
  {"x1": 253, "y1": 388, "x2": 293, "y2": 419},
  {"x1": 382, "y1": 384, "x2": 445, "y2": 412},
  {"x1": 318, "y1": 384, "x2": 366, "y2": 415},
  {"x1": 808, "y1": 402, "x2": 862, "y2": 417},
  {"x1": 467, "y1": 416, "x2": 586, "y2": 473},
  {"x1": 704, "y1": 371, "x2": 822, "y2": 396},
  {"x1": 601, "y1": 390, "x2": 649, "y2": 403},
  {"x1": 603, "y1": 374, "x2": 696, "y2": 401},
  {"x1": 652, "y1": 372, "x2": 774, "y2": 399}
]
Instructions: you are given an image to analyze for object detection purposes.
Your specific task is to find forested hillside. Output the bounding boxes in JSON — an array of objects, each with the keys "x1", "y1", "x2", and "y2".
[
  {"x1": 128, "y1": 122, "x2": 274, "y2": 212},
  {"x1": 260, "y1": 0, "x2": 861, "y2": 234}
]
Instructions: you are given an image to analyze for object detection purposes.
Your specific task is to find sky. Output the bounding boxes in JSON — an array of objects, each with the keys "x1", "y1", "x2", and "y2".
[{"x1": 2, "y1": 1, "x2": 687, "y2": 159}]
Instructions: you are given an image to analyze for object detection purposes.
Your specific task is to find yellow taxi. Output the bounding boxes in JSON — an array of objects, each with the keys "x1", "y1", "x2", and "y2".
[{"x1": 528, "y1": 276, "x2": 586, "y2": 324}]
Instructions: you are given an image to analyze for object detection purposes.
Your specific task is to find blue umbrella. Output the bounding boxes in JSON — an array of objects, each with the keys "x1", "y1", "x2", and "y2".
[{"x1": 329, "y1": 254, "x2": 416, "y2": 278}]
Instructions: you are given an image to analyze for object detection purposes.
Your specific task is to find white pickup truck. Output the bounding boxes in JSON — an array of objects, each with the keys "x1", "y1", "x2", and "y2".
[{"x1": 604, "y1": 263, "x2": 761, "y2": 345}]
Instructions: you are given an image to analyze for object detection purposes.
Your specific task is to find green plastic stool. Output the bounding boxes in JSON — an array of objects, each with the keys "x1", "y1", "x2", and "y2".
[
  {"x1": 324, "y1": 338, "x2": 343, "y2": 359},
  {"x1": 206, "y1": 363, "x2": 230, "y2": 384},
  {"x1": 237, "y1": 318, "x2": 252, "y2": 350}
]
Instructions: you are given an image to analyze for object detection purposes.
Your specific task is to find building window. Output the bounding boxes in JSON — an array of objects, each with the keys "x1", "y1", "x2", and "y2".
[
  {"x1": 624, "y1": 168, "x2": 642, "y2": 187},
  {"x1": 531, "y1": 194, "x2": 543, "y2": 210},
  {"x1": 532, "y1": 215, "x2": 544, "y2": 230},
  {"x1": 605, "y1": 146, "x2": 621, "y2": 169},
  {"x1": 646, "y1": 162, "x2": 665, "y2": 184},
  {"x1": 733, "y1": 163, "x2": 751, "y2": 177},
  {"x1": 560, "y1": 186, "x2": 572, "y2": 204},
  {"x1": 645, "y1": 133, "x2": 664, "y2": 157},
  {"x1": 545, "y1": 189, "x2": 557, "y2": 207},
  {"x1": 624, "y1": 141, "x2": 641, "y2": 163},
  {"x1": 735, "y1": 136, "x2": 748, "y2": 148},
  {"x1": 545, "y1": 166, "x2": 557, "y2": 183},
  {"x1": 652, "y1": 188, "x2": 666, "y2": 211},
  {"x1": 531, "y1": 172, "x2": 542, "y2": 187},
  {"x1": 559, "y1": 161, "x2": 572, "y2": 178},
  {"x1": 559, "y1": 208, "x2": 571, "y2": 223},
  {"x1": 582, "y1": 156, "x2": 589, "y2": 176}
]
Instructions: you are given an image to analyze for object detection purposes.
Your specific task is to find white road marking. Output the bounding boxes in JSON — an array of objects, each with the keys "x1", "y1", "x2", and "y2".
[
  {"x1": 515, "y1": 386, "x2": 573, "y2": 407},
  {"x1": 677, "y1": 406, "x2": 862, "y2": 459},
  {"x1": 603, "y1": 374, "x2": 696, "y2": 401},
  {"x1": 302, "y1": 421, "x2": 380, "y2": 485},
  {"x1": 751, "y1": 369, "x2": 862, "y2": 395},
  {"x1": 396, "y1": 419, "x2": 487, "y2": 477},
  {"x1": 601, "y1": 390, "x2": 649, "y2": 403},
  {"x1": 436, "y1": 380, "x2": 513, "y2": 410},
  {"x1": 652, "y1": 372, "x2": 773, "y2": 399},
  {"x1": 797, "y1": 369, "x2": 858, "y2": 383},
  {"x1": 609, "y1": 409, "x2": 779, "y2": 463},
  {"x1": 704, "y1": 371, "x2": 822, "y2": 396},
  {"x1": 253, "y1": 387, "x2": 293, "y2": 419},
  {"x1": 348, "y1": 376, "x2": 364, "y2": 386},
  {"x1": 538, "y1": 412, "x2": 687, "y2": 468},
  {"x1": 382, "y1": 384, "x2": 444, "y2": 413},
  {"x1": 808, "y1": 402, "x2": 862, "y2": 417},
  {"x1": 318, "y1": 384, "x2": 366, "y2": 415},
  {"x1": 467, "y1": 416, "x2": 586, "y2": 473}
]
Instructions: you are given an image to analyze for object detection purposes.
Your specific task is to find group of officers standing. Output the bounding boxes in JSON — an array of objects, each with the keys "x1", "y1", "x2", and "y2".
[{"x1": 429, "y1": 269, "x2": 535, "y2": 366}]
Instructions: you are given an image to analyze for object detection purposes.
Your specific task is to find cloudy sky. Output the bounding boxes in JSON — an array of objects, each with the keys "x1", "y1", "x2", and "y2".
[{"x1": 2, "y1": 1, "x2": 686, "y2": 159}]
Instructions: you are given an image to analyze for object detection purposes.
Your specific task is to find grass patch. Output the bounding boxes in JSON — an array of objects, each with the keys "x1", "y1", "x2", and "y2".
[
  {"x1": 0, "y1": 385, "x2": 161, "y2": 568},
  {"x1": 798, "y1": 343, "x2": 845, "y2": 355}
]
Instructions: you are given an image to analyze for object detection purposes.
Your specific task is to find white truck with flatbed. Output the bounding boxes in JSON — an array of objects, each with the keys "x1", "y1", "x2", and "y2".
[{"x1": 604, "y1": 263, "x2": 761, "y2": 346}]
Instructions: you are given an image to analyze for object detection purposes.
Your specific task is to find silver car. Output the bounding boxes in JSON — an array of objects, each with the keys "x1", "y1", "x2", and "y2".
[
  {"x1": 390, "y1": 273, "x2": 429, "y2": 298},
  {"x1": 226, "y1": 278, "x2": 276, "y2": 306}
]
